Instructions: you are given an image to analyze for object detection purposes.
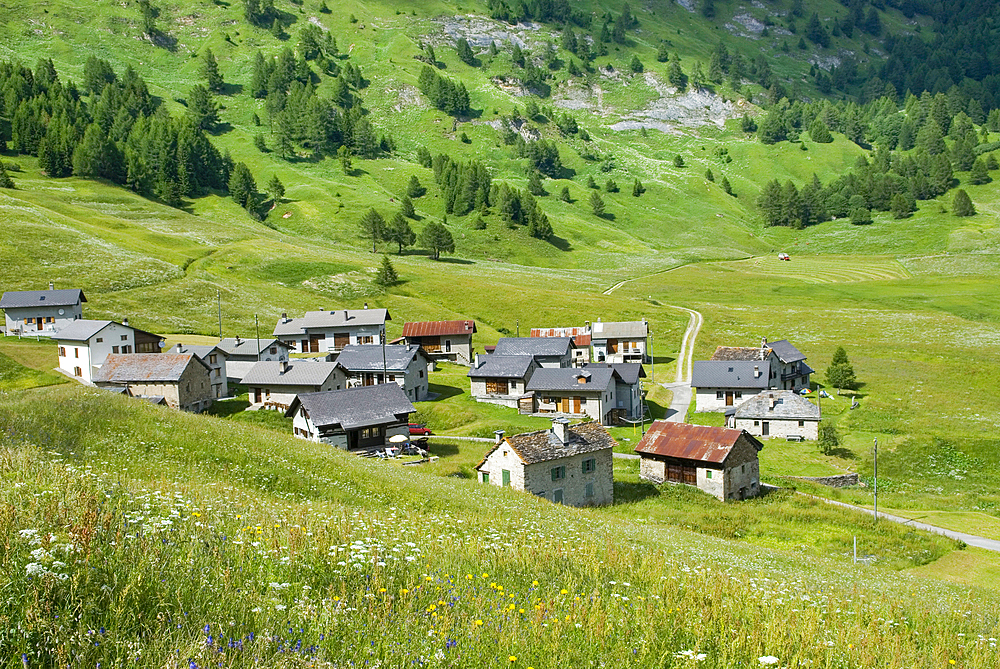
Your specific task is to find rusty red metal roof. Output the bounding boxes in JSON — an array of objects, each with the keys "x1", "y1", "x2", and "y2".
[
  {"x1": 530, "y1": 328, "x2": 591, "y2": 347},
  {"x1": 634, "y1": 421, "x2": 757, "y2": 464},
  {"x1": 402, "y1": 320, "x2": 476, "y2": 337}
]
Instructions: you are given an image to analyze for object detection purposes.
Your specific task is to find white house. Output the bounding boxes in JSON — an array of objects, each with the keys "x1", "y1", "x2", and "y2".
[
  {"x1": 493, "y1": 337, "x2": 573, "y2": 368},
  {"x1": 693, "y1": 338, "x2": 813, "y2": 412},
  {"x1": 468, "y1": 354, "x2": 539, "y2": 408},
  {"x1": 216, "y1": 336, "x2": 290, "y2": 384},
  {"x1": 333, "y1": 344, "x2": 432, "y2": 402},
  {"x1": 168, "y1": 343, "x2": 229, "y2": 399},
  {"x1": 286, "y1": 383, "x2": 415, "y2": 451},
  {"x1": 1, "y1": 284, "x2": 86, "y2": 335},
  {"x1": 400, "y1": 320, "x2": 477, "y2": 366},
  {"x1": 584, "y1": 362, "x2": 646, "y2": 423},
  {"x1": 726, "y1": 390, "x2": 821, "y2": 440},
  {"x1": 530, "y1": 326, "x2": 591, "y2": 365},
  {"x1": 55, "y1": 320, "x2": 162, "y2": 384},
  {"x1": 242, "y1": 360, "x2": 344, "y2": 411},
  {"x1": 635, "y1": 422, "x2": 764, "y2": 501},
  {"x1": 476, "y1": 418, "x2": 616, "y2": 507},
  {"x1": 590, "y1": 319, "x2": 649, "y2": 364},
  {"x1": 273, "y1": 306, "x2": 390, "y2": 356},
  {"x1": 523, "y1": 366, "x2": 618, "y2": 425}
]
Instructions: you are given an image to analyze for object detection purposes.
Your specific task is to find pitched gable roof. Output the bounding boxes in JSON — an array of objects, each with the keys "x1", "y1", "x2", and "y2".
[
  {"x1": 94, "y1": 353, "x2": 207, "y2": 383},
  {"x1": 286, "y1": 383, "x2": 415, "y2": 430},
  {"x1": 634, "y1": 421, "x2": 762, "y2": 464},
  {"x1": 583, "y1": 362, "x2": 646, "y2": 385},
  {"x1": 526, "y1": 367, "x2": 615, "y2": 392},
  {"x1": 733, "y1": 390, "x2": 820, "y2": 420},
  {"x1": 0, "y1": 288, "x2": 86, "y2": 309},
  {"x1": 217, "y1": 337, "x2": 287, "y2": 356},
  {"x1": 242, "y1": 361, "x2": 341, "y2": 386},
  {"x1": 53, "y1": 319, "x2": 116, "y2": 342},
  {"x1": 477, "y1": 421, "x2": 617, "y2": 468},
  {"x1": 335, "y1": 344, "x2": 428, "y2": 372},
  {"x1": 169, "y1": 344, "x2": 224, "y2": 360},
  {"x1": 403, "y1": 320, "x2": 476, "y2": 337},
  {"x1": 468, "y1": 355, "x2": 536, "y2": 379},
  {"x1": 274, "y1": 308, "x2": 391, "y2": 336},
  {"x1": 692, "y1": 360, "x2": 770, "y2": 389},
  {"x1": 765, "y1": 339, "x2": 807, "y2": 363},
  {"x1": 590, "y1": 320, "x2": 648, "y2": 340},
  {"x1": 493, "y1": 337, "x2": 572, "y2": 358},
  {"x1": 711, "y1": 346, "x2": 770, "y2": 362}
]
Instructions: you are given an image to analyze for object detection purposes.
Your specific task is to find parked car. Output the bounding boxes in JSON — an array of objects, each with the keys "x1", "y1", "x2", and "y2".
[{"x1": 408, "y1": 423, "x2": 432, "y2": 436}]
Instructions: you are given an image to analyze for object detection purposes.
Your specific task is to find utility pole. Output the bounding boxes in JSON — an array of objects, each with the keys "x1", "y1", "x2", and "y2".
[
  {"x1": 648, "y1": 328, "x2": 654, "y2": 382},
  {"x1": 381, "y1": 328, "x2": 387, "y2": 384},
  {"x1": 255, "y1": 314, "x2": 261, "y2": 362},
  {"x1": 873, "y1": 437, "x2": 878, "y2": 522},
  {"x1": 217, "y1": 290, "x2": 223, "y2": 340},
  {"x1": 516, "y1": 319, "x2": 519, "y2": 337}
]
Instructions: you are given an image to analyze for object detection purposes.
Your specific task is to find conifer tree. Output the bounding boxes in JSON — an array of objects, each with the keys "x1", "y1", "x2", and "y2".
[
  {"x1": 420, "y1": 221, "x2": 455, "y2": 260},
  {"x1": 705, "y1": 168, "x2": 714, "y2": 182},
  {"x1": 586, "y1": 174, "x2": 598, "y2": 189},
  {"x1": 952, "y1": 189, "x2": 975, "y2": 216},
  {"x1": 187, "y1": 85, "x2": 219, "y2": 131},
  {"x1": 374, "y1": 255, "x2": 398, "y2": 287},
  {"x1": 986, "y1": 154, "x2": 999, "y2": 171},
  {"x1": 589, "y1": 191, "x2": 605, "y2": 217},
  {"x1": 605, "y1": 179, "x2": 618, "y2": 193},
  {"x1": 559, "y1": 186, "x2": 571, "y2": 202},
  {"x1": 890, "y1": 193, "x2": 915, "y2": 219},
  {"x1": 359, "y1": 208, "x2": 385, "y2": 252},
  {"x1": 632, "y1": 178, "x2": 645, "y2": 197},
  {"x1": 809, "y1": 118, "x2": 833, "y2": 143},
  {"x1": 673, "y1": 154, "x2": 685, "y2": 168},
  {"x1": 202, "y1": 49, "x2": 224, "y2": 92},
  {"x1": 528, "y1": 171, "x2": 546, "y2": 196},
  {"x1": 267, "y1": 174, "x2": 285, "y2": 202},
  {"x1": 406, "y1": 175, "x2": 425, "y2": 198},
  {"x1": 969, "y1": 158, "x2": 991, "y2": 185},
  {"x1": 825, "y1": 346, "x2": 857, "y2": 394},
  {"x1": 384, "y1": 212, "x2": 416, "y2": 254},
  {"x1": 721, "y1": 175, "x2": 733, "y2": 195},
  {"x1": 0, "y1": 162, "x2": 14, "y2": 189},
  {"x1": 400, "y1": 195, "x2": 416, "y2": 219},
  {"x1": 228, "y1": 163, "x2": 258, "y2": 211}
]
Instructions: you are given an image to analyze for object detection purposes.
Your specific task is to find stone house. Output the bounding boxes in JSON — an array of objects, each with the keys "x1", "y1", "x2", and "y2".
[
  {"x1": 217, "y1": 336, "x2": 290, "y2": 384},
  {"x1": 273, "y1": 306, "x2": 390, "y2": 356},
  {"x1": 493, "y1": 337, "x2": 573, "y2": 368},
  {"x1": 468, "y1": 354, "x2": 539, "y2": 408},
  {"x1": 93, "y1": 353, "x2": 213, "y2": 413},
  {"x1": 168, "y1": 343, "x2": 229, "y2": 399},
  {"x1": 55, "y1": 319, "x2": 163, "y2": 384},
  {"x1": 693, "y1": 338, "x2": 813, "y2": 411},
  {"x1": 1, "y1": 284, "x2": 86, "y2": 335},
  {"x1": 590, "y1": 319, "x2": 649, "y2": 364},
  {"x1": 333, "y1": 344, "x2": 432, "y2": 402},
  {"x1": 242, "y1": 360, "x2": 344, "y2": 411},
  {"x1": 476, "y1": 418, "x2": 616, "y2": 507},
  {"x1": 400, "y1": 320, "x2": 476, "y2": 366},
  {"x1": 286, "y1": 382, "x2": 415, "y2": 451},
  {"x1": 726, "y1": 390, "x2": 821, "y2": 440},
  {"x1": 523, "y1": 367, "x2": 618, "y2": 425},
  {"x1": 584, "y1": 362, "x2": 646, "y2": 423},
  {"x1": 530, "y1": 326, "x2": 591, "y2": 365},
  {"x1": 635, "y1": 422, "x2": 764, "y2": 501}
]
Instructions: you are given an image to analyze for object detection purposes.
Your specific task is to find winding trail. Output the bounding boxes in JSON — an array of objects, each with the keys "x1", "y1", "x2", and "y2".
[{"x1": 659, "y1": 305, "x2": 702, "y2": 422}]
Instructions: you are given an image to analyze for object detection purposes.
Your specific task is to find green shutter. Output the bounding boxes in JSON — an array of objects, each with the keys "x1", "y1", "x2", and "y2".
[
  {"x1": 502, "y1": 469, "x2": 510, "y2": 487},
  {"x1": 483, "y1": 472, "x2": 490, "y2": 483}
]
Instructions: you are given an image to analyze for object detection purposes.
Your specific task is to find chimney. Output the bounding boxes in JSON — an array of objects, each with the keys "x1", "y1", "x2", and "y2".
[
  {"x1": 48, "y1": 281, "x2": 55, "y2": 290},
  {"x1": 754, "y1": 365, "x2": 760, "y2": 378},
  {"x1": 364, "y1": 302, "x2": 369, "y2": 309},
  {"x1": 551, "y1": 417, "x2": 570, "y2": 444},
  {"x1": 122, "y1": 317, "x2": 129, "y2": 327},
  {"x1": 494, "y1": 429, "x2": 505, "y2": 446},
  {"x1": 177, "y1": 343, "x2": 184, "y2": 354},
  {"x1": 280, "y1": 360, "x2": 289, "y2": 373},
  {"x1": 343, "y1": 309, "x2": 349, "y2": 320},
  {"x1": 282, "y1": 312, "x2": 288, "y2": 323},
  {"x1": 236, "y1": 335, "x2": 242, "y2": 345}
]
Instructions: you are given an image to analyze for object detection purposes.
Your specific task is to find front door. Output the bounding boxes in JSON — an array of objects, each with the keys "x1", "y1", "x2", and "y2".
[
  {"x1": 762, "y1": 421, "x2": 770, "y2": 436},
  {"x1": 725, "y1": 392, "x2": 734, "y2": 406},
  {"x1": 608, "y1": 339, "x2": 619, "y2": 353},
  {"x1": 502, "y1": 470, "x2": 511, "y2": 487},
  {"x1": 573, "y1": 397, "x2": 581, "y2": 413},
  {"x1": 561, "y1": 397, "x2": 570, "y2": 413},
  {"x1": 254, "y1": 388, "x2": 262, "y2": 403}
]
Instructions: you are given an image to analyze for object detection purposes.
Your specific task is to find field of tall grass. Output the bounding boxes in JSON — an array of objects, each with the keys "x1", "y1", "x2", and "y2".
[{"x1": 1, "y1": 386, "x2": 999, "y2": 667}]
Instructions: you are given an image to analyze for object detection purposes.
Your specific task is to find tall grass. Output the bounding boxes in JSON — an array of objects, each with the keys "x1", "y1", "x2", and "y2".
[{"x1": 1, "y1": 386, "x2": 998, "y2": 667}]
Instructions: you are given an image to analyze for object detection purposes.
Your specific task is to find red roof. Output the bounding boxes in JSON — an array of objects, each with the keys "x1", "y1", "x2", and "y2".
[
  {"x1": 634, "y1": 421, "x2": 757, "y2": 464},
  {"x1": 403, "y1": 320, "x2": 476, "y2": 337},
  {"x1": 530, "y1": 327, "x2": 590, "y2": 347}
]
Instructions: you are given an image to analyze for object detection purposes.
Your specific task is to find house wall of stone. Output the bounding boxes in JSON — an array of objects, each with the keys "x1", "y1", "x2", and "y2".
[
  {"x1": 523, "y1": 448, "x2": 614, "y2": 507},
  {"x1": 735, "y1": 416, "x2": 819, "y2": 440},
  {"x1": 479, "y1": 445, "x2": 526, "y2": 490},
  {"x1": 470, "y1": 377, "x2": 526, "y2": 408},
  {"x1": 722, "y1": 436, "x2": 761, "y2": 500},
  {"x1": 639, "y1": 457, "x2": 666, "y2": 483},
  {"x1": 175, "y1": 361, "x2": 214, "y2": 412},
  {"x1": 695, "y1": 388, "x2": 752, "y2": 412}
]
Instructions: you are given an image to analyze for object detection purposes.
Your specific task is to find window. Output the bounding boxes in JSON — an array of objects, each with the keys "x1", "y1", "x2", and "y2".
[
  {"x1": 360, "y1": 335, "x2": 374, "y2": 345},
  {"x1": 74, "y1": 348, "x2": 79, "y2": 358},
  {"x1": 73, "y1": 367, "x2": 82, "y2": 377},
  {"x1": 551, "y1": 466, "x2": 565, "y2": 481},
  {"x1": 419, "y1": 370, "x2": 424, "y2": 378},
  {"x1": 485, "y1": 379, "x2": 509, "y2": 395},
  {"x1": 553, "y1": 489, "x2": 564, "y2": 504},
  {"x1": 96, "y1": 337, "x2": 103, "y2": 343},
  {"x1": 270, "y1": 347, "x2": 277, "y2": 355},
  {"x1": 445, "y1": 340, "x2": 451, "y2": 352},
  {"x1": 585, "y1": 483, "x2": 594, "y2": 498},
  {"x1": 113, "y1": 346, "x2": 119, "y2": 354},
  {"x1": 716, "y1": 391, "x2": 724, "y2": 400},
  {"x1": 209, "y1": 354, "x2": 217, "y2": 364},
  {"x1": 706, "y1": 470, "x2": 712, "y2": 479},
  {"x1": 753, "y1": 420, "x2": 759, "y2": 426},
  {"x1": 58, "y1": 347, "x2": 66, "y2": 357},
  {"x1": 360, "y1": 426, "x2": 383, "y2": 439},
  {"x1": 582, "y1": 458, "x2": 596, "y2": 474},
  {"x1": 482, "y1": 472, "x2": 490, "y2": 483},
  {"x1": 798, "y1": 420, "x2": 805, "y2": 427},
  {"x1": 735, "y1": 392, "x2": 743, "y2": 399},
  {"x1": 388, "y1": 374, "x2": 396, "y2": 382},
  {"x1": 121, "y1": 335, "x2": 128, "y2": 341}
]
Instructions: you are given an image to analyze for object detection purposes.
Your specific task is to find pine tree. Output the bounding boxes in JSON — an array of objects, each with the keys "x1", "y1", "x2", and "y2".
[
  {"x1": 969, "y1": 158, "x2": 991, "y2": 185},
  {"x1": 605, "y1": 179, "x2": 618, "y2": 193},
  {"x1": 419, "y1": 221, "x2": 455, "y2": 260},
  {"x1": 187, "y1": 85, "x2": 219, "y2": 131},
  {"x1": 559, "y1": 186, "x2": 571, "y2": 202},
  {"x1": 374, "y1": 255, "x2": 398, "y2": 287},
  {"x1": 528, "y1": 171, "x2": 546, "y2": 196},
  {"x1": 952, "y1": 189, "x2": 975, "y2": 216},
  {"x1": 228, "y1": 163, "x2": 258, "y2": 211},
  {"x1": 889, "y1": 193, "x2": 915, "y2": 219},
  {"x1": 721, "y1": 176, "x2": 733, "y2": 195},
  {"x1": 0, "y1": 162, "x2": 14, "y2": 189},
  {"x1": 986, "y1": 154, "x2": 999, "y2": 171},
  {"x1": 825, "y1": 346, "x2": 857, "y2": 394},
  {"x1": 202, "y1": 49, "x2": 224, "y2": 92},
  {"x1": 406, "y1": 175, "x2": 425, "y2": 198},
  {"x1": 253, "y1": 134, "x2": 267, "y2": 152},
  {"x1": 673, "y1": 154, "x2": 685, "y2": 168},
  {"x1": 917, "y1": 120, "x2": 945, "y2": 155},
  {"x1": 359, "y1": 208, "x2": 385, "y2": 252},
  {"x1": 456, "y1": 38, "x2": 476, "y2": 66},
  {"x1": 400, "y1": 195, "x2": 416, "y2": 219},
  {"x1": 632, "y1": 178, "x2": 645, "y2": 197},
  {"x1": 667, "y1": 53, "x2": 686, "y2": 90},
  {"x1": 897, "y1": 117, "x2": 916, "y2": 150},
  {"x1": 629, "y1": 55, "x2": 643, "y2": 74},
  {"x1": 417, "y1": 146, "x2": 432, "y2": 169},
  {"x1": 267, "y1": 174, "x2": 285, "y2": 201},
  {"x1": 589, "y1": 191, "x2": 605, "y2": 217},
  {"x1": 384, "y1": 212, "x2": 416, "y2": 254},
  {"x1": 809, "y1": 118, "x2": 833, "y2": 143},
  {"x1": 657, "y1": 43, "x2": 669, "y2": 62},
  {"x1": 586, "y1": 174, "x2": 598, "y2": 189}
]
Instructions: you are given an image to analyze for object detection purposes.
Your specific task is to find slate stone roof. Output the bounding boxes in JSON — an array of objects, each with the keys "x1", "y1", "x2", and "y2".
[
  {"x1": 691, "y1": 360, "x2": 771, "y2": 389},
  {"x1": 53, "y1": 319, "x2": 115, "y2": 342},
  {"x1": 286, "y1": 383, "x2": 415, "y2": 430},
  {"x1": 635, "y1": 421, "x2": 762, "y2": 464},
  {"x1": 217, "y1": 337, "x2": 287, "y2": 357},
  {"x1": 584, "y1": 362, "x2": 646, "y2": 385},
  {"x1": 403, "y1": 320, "x2": 476, "y2": 337},
  {"x1": 711, "y1": 346, "x2": 769, "y2": 362},
  {"x1": 242, "y1": 361, "x2": 341, "y2": 386},
  {"x1": 766, "y1": 339, "x2": 807, "y2": 363},
  {"x1": 467, "y1": 355, "x2": 536, "y2": 379},
  {"x1": 274, "y1": 309, "x2": 390, "y2": 336},
  {"x1": 94, "y1": 354, "x2": 207, "y2": 383},
  {"x1": 590, "y1": 320, "x2": 648, "y2": 340},
  {"x1": 733, "y1": 390, "x2": 820, "y2": 420},
  {"x1": 0, "y1": 288, "x2": 86, "y2": 309},
  {"x1": 493, "y1": 337, "x2": 572, "y2": 357},
  {"x1": 169, "y1": 344, "x2": 224, "y2": 360},
  {"x1": 478, "y1": 421, "x2": 617, "y2": 468},
  {"x1": 335, "y1": 344, "x2": 426, "y2": 372},
  {"x1": 526, "y1": 367, "x2": 615, "y2": 393}
]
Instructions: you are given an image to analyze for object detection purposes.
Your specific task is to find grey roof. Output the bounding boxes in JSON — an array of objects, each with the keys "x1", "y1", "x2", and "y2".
[
  {"x1": 584, "y1": 362, "x2": 646, "y2": 385},
  {"x1": 217, "y1": 337, "x2": 287, "y2": 357},
  {"x1": 286, "y1": 383, "x2": 414, "y2": 430},
  {"x1": 0, "y1": 288, "x2": 86, "y2": 309},
  {"x1": 734, "y1": 390, "x2": 820, "y2": 421},
  {"x1": 53, "y1": 319, "x2": 115, "y2": 342},
  {"x1": 493, "y1": 337, "x2": 572, "y2": 358},
  {"x1": 335, "y1": 344, "x2": 426, "y2": 373},
  {"x1": 273, "y1": 308, "x2": 391, "y2": 336},
  {"x1": 94, "y1": 353, "x2": 208, "y2": 383},
  {"x1": 169, "y1": 344, "x2": 224, "y2": 360},
  {"x1": 590, "y1": 320, "x2": 648, "y2": 340},
  {"x1": 226, "y1": 361, "x2": 256, "y2": 383},
  {"x1": 242, "y1": 361, "x2": 341, "y2": 387},
  {"x1": 468, "y1": 355, "x2": 536, "y2": 379},
  {"x1": 477, "y1": 421, "x2": 617, "y2": 468},
  {"x1": 711, "y1": 346, "x2": 769, "y2": 362},
  {"x1": 526, "y1": 367, "x2": 615, "y2": 393},
  {"x1": 766, "y1": 339, "x2": 807, "y2": 364},
  {"x1": 691, "y1": 360, "x2": 771, "y2": 390}
]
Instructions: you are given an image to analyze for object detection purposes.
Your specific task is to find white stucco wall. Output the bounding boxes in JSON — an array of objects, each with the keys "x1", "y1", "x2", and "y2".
[
  {"x1": 694, "y1": 388, "x2": 753, "y2": 412},
  {"x1": 470, "y1": 377, "x2": 526, "y2": 408},
  {"x1": 5, "y1": 304, "x2": 83, "y2": 335},
  {"x1": 735, "y1": 417, "x2": 819, "y2": 440},
  {"x1": 57, "y1": 323, "x2": 135, "y2": 384}
]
